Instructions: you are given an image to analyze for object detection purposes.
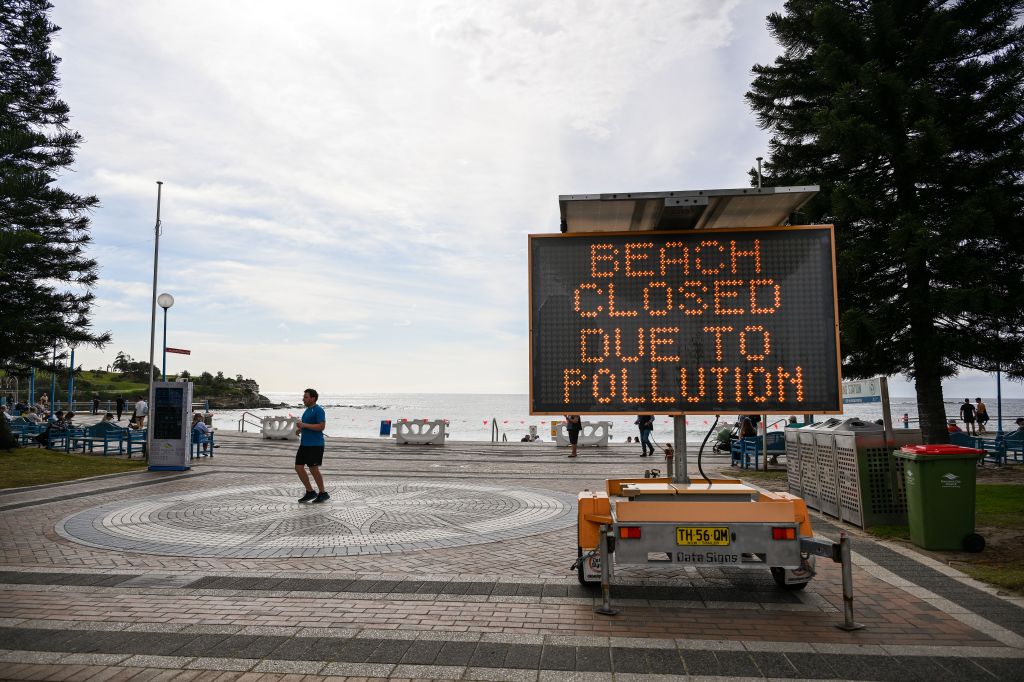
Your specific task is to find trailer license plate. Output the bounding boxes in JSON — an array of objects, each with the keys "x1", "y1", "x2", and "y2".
[{"x1": 676, "y1": 527, "x2": 730, "y2": 546}]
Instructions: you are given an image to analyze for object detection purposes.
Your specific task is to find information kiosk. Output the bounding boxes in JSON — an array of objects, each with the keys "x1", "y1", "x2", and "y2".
[{"x1": 148, "y1": 381, "x2": 193, "y2": 471}]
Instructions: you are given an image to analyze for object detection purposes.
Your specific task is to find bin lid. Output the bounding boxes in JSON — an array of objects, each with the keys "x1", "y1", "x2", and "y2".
[
  {"x1": 800, "y1": 417, "x2": 843, "y2": 432},
  {"x1": 822, "y1": 418, "x2": 884, "y2": 433},
  {"x1": 898, "y1": 444, "x2": 984, "y2": 455}
]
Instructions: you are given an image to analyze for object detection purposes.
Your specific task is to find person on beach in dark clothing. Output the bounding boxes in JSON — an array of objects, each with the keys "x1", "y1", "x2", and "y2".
[
  {"x1": 295, "y1": 388, "x2": 329, "y2": 503},
  {"x1": 739, "y1": 417, "x2": 757, "y2": 438},
  {"x1": 92, "y1": 396, "x2": 100, "y2": 415},
  {"x1": 959, "y1": 399, "x2": 977, "y2": 435},
  {"x1": 635, "y1": 415, "x2": 655, "y2": 457},
  {"x1": 565, "y1": 415, "x2": 582, "y2": 458},
  {"x1": 115, "y1": 395, "x2": 125, "y2": 421}
]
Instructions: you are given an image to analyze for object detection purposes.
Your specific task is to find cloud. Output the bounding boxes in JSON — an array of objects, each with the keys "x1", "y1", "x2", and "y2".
[{"x1": 58, "y1": 0, "x2": 1020, "y2": 403}]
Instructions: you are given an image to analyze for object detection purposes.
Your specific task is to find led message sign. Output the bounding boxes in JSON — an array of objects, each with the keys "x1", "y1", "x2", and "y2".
[{"x1": 529, "y1": 226, "x2": 841, "y2": 415}]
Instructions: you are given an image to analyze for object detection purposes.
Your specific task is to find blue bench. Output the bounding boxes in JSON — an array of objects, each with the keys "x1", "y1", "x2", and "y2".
[
  {"x1": 82, "y1": 423, "x2": 127, "y2": 456},
  {"x1": 125, "y1": 429, "x2": 147, "y2": 457},
  {"x1": 9, "y1": 422, "x2": 43, "y2": 446},
  {"x1": 731, "y1": 437, "x2": 758, "y2": 467},
  {"x1": 731, "y1": 432, "x2": 786, "y2": 469},
  {"x1": 975, "y1": 431, "x2": 1023, "y2": 465},
  {"x1": 949, "y1": 430, "x2": 1023, "y2": 465},
  {"x1": 191, "y1": 427, "x2": 214, "y2": 458},
  {"x1": 64, "y1": 426, "x2": 87, "y2": 452},
  {"x1": 34, "y1": 426, "x2": 68, "y2": 450}
]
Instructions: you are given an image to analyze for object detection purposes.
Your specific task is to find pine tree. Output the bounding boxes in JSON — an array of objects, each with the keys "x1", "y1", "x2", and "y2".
[
  {"x1": 747, "y1": 0, "x2": 1024, "y2": 442},
  {"x1": 0, "y1": 0, "x2": 110, "y2": 374}
]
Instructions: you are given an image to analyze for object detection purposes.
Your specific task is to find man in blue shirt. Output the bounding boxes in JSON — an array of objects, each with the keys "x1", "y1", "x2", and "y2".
[{"x1": 295, "y1": 388, "x2": 329, "y2": 503}]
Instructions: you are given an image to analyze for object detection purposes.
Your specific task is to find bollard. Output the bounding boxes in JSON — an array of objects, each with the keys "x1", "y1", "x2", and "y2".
[
  {"x1": 836, "y1": 532, "x2": 865, "y2": 631},
  {"x1": 595, "y1": 524, "x2": 618, "y2": 616}
]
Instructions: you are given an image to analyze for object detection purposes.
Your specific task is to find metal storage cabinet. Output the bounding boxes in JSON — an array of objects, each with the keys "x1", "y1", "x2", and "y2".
[
  {"x1": 785, "y1": 419, "x2": 921, "y2": 528},
  {"x1": 814, "y1": 425, "x2": 842, "y2": 518},
  {"x1": 795, "y1": 423, "x2": 829, "y2": 509},
  {"x1": 834, "y1": 422, "x2": 903, "y2": 527},
  {"x1": 785, "y1": 430, "x2": 803, "y2": 497}
]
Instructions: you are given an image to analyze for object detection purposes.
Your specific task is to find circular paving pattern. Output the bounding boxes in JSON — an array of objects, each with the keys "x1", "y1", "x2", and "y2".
[{"x1": 57, "y1": 479, "x2": 577, "y2": 558}]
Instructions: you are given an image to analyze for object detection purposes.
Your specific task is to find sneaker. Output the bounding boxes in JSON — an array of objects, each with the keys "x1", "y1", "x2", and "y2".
[
  {"x1": 298, "y1": 490, "x2": 317, "y2": 503},
  {"x1": 312, "y1": 491, "x2": 331, "y2": 504}
]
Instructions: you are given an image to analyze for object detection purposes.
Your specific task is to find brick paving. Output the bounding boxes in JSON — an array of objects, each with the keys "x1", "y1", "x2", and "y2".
[{"x1": 0, "y1": 434, "x2": 1022, "y2": 680}]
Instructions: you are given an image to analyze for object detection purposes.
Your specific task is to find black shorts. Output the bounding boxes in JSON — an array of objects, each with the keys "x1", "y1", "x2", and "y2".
[
  {"x1": 295, "y1": 445, "x2": 324, "y2": 467},
  {"x1": 568, "y1": 429, "x2": 580, "y2": 445},
  {"x1": 977, "y1": 413, "x2": 989, "y2": 424}
]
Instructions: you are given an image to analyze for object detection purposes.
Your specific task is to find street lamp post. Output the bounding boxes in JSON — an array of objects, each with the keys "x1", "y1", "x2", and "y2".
[
  {"x1": 147, "y1": 181, "x2": 164, "y2": 462},
  {"x1": 50, "y1": 340, "x2": 57, "y2": 416},
  {"x1": 996, "y1": 365, "x2": 1003, "y2": 437},
  {"x1": 68, "y1": 346, "x2": 75, "y2": 409},
  {"x1": 158, "y1": 293, "x2": 175, "y2": 381}
]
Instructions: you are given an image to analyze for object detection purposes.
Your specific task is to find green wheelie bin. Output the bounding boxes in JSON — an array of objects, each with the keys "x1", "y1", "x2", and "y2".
[{"x1": 894, "y1": 445, "x2": 986, "y2": 552}]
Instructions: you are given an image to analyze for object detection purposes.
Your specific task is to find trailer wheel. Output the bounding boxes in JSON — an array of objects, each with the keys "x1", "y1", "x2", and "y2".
[
  {"x1": 770, "y1": 567, "x2": 809, "y2": 591},
  {"x1": 577, "y1": 547, "x2": 599, "y2": 587}
]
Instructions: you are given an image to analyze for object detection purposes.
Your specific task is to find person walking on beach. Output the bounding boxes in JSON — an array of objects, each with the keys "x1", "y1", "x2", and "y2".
[
  {"x1": 295, "y1": 388, "x2": 330, "y2": 503},
  {"x1": 134, "y1": 396, "x2": 148, "y2": 428},
  {"x1": 565, "y1": 415, "x2": 582, "y2": 458},
  {"x1": 959, "y1": 398, "x2": 977, "y2": 436},
  {"x1": 635, "y1": 414, "x2": 655, "y2": 457},
  {"x1": 115, "y1": 395, "x2": 125, "y2": 421},
  {"x1": 975, "y1": 398, "x2": 989, "y2": 433}
]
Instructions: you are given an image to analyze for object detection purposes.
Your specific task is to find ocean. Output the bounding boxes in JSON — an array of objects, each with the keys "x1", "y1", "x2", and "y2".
[{"x1": 210, "y1": 393, "x2": 1024, "y2": 443}]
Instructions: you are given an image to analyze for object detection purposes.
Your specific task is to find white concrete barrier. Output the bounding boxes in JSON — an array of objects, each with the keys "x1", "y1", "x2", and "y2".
[
  {"x1": 262, "y1": 416, "x2": 298, "y2": 440},
  {"x1": 395, "y1": 419, "x2": 447, "y2": 445},
  {"x1": 554, "y1": 421, "x2": 612, "y2": 447}
]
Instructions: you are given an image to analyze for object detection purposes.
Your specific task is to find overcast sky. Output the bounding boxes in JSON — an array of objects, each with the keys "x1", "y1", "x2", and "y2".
[{"x1": 48, "y1": 0, "x2": 1019, "y2": 400}]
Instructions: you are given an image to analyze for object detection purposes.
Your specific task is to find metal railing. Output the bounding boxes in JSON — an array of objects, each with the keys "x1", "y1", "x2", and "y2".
[
  {"x1": 7, "y1": 398, "x2": 211, "y2": 415},
  {"x1": 237, "y1": 411, "x2": 263, "y2": 433},
  {"x1": 490, "y1": 417, "x2": 507, "y2": 442}
]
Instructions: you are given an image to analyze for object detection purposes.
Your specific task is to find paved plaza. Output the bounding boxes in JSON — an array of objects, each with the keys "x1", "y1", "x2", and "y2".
[{"x1": 0, "y1": 434, "x2": 1022, "y2": 681}]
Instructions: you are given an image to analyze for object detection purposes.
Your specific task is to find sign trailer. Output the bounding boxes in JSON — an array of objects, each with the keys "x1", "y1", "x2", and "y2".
[{"x1": 534, "y1": 187, "x2": 859, "y2": 625}]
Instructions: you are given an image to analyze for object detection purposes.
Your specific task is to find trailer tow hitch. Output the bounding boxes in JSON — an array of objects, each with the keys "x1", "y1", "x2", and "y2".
[{"x1": 802, "y1": 534, "x2": 864, "y2": 631}]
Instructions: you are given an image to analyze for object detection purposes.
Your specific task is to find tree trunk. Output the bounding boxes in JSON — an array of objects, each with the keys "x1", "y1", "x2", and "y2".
[
  {"x1": 912, "y1": 358, "x2": 948, "y2": 444},
  {"x1": 905, "y1": 238, "x2": 948, "y2": 444},
  {"x1": 908, "y1": 289, "x2": 948, "y2": 443}
]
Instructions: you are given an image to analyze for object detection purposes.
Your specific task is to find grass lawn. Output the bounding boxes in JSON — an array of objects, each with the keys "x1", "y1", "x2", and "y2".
[
  {"x1": 866, "y1": 485, "x2": 1024, "y2": 538},
  {"x1": 0, "y1": 447, "x2": 147, "y2": 488},
  {"x1": 728, "y1": 465, "x2": 1024, "y2": 595},
  {"x1": 958, "y1": 564, "x2": 1024, "y2": 594},
  {"x1": 866, "y1": 484, "x2": 1024, "y2": 595},
  {"x1": 975, "y1": 483, "x2": 1024, "y2": 528}
]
